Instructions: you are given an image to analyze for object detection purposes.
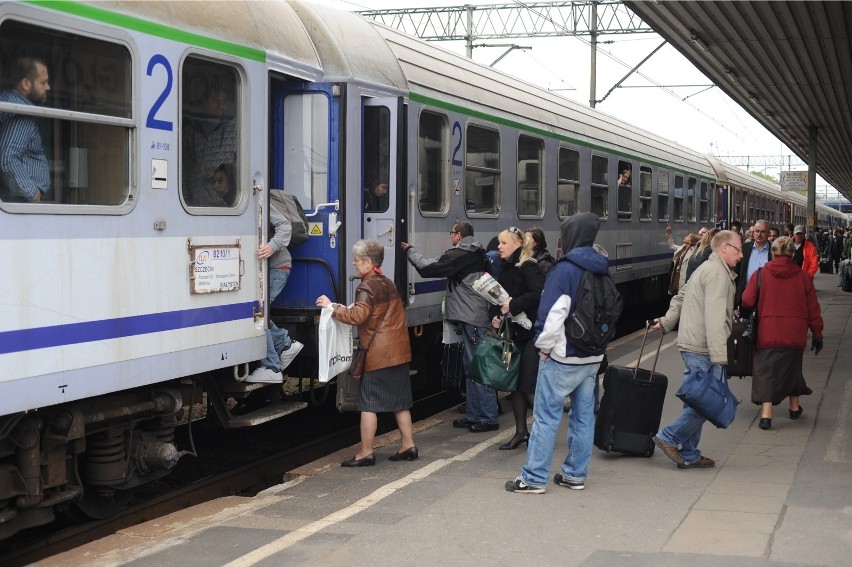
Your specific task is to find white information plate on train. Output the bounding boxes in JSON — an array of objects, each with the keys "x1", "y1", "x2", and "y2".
[{"x1": 189, "y1": 245, "x2": 242, "y2": 294}]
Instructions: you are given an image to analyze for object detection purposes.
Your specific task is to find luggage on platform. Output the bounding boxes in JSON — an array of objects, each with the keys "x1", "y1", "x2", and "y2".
[
  {"x1": 727, "y1": 318, "x2": 753, "y2": 377},
  {"x1": 819, "y1": 257, "x2": 832, "y2": 274},
  {"x1": 594, "y1": 324, "x2": 668, "y2": 457},
  {"x1": 842, "y1": 261, "x2": 852, "y2": 293}
]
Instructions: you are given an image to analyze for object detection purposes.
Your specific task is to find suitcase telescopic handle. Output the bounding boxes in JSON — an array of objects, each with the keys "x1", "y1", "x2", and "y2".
[{"x1": 633, "y1": 321, "x2": 665, "y2": 381}]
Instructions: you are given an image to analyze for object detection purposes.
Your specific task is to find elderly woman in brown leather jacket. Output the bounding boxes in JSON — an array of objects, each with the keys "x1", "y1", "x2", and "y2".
[{"x1": 316, "y1": 239, "x2": 416, "y2": 467}]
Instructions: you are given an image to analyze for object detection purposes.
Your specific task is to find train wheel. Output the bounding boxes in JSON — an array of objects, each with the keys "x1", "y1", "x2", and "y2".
[{"x1": 67, "y1": 489, "x2": 132, "y2": 521}]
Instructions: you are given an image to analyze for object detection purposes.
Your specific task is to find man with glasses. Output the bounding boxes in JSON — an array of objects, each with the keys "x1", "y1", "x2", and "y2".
[
  {"x1": 401, "y1": 222, "x2": 498, "y2": 431},
  {"x1": 735, "y1": 219, "x2": 771, "y2": 314},
  {"x1": 651, "y1": 230, "x2": 742, "y2": 470}
]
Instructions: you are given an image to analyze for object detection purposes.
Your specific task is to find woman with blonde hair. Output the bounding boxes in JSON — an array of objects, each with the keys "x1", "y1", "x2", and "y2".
[
  {"x1": 741, "y1": 236, "x2": 823, "y2": 429},
  {"x1": 490, "y1": 227, "x2": 545, "y2": 448},
  {"x1": 685, "y1": 227, "x2": 719, "y2": 282},
  {"x1": 316, "y1": 239, "x2": 417, "y2": 465}
]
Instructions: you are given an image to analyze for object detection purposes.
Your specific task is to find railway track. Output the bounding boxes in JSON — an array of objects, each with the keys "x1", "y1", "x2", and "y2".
[{"x1": 2, "y1": 390, "x2": 456, "y2": 567}]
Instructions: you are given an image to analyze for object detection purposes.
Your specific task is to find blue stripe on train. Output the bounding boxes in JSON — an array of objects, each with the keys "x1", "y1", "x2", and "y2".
[{"x1": 0, "y1": 302, "x2": 258, "y2": 355}]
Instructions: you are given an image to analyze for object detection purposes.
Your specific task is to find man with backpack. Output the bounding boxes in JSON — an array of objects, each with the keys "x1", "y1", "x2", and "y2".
[{"x1": 506, "y1": 212, "x2": 619, "y2": 493}]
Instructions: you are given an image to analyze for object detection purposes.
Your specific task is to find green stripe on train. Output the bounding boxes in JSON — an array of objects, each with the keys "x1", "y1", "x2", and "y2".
[
  {"x1": 409, "y1": 91, "x2": 709, "y2": 180},
  {"x1": 29, "y1": 0, "x2": 266, "y2": 62}
]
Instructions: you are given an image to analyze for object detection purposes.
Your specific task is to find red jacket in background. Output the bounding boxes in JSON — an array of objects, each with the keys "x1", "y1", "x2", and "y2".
[
  {"x1": 798, "y1": 240, "x2": 819, "y2": 277},
  {"x1": 741, "y1": 255, "x2": 823, "y2": 349}
]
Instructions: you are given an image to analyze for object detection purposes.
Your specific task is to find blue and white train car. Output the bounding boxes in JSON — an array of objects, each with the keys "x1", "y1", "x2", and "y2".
[{"x1": 0, "y1": 0, "x2": 332, "y2": 537}]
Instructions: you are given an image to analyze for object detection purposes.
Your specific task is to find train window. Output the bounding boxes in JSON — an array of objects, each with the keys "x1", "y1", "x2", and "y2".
[
  {"x1": 616, "y1": 159, "x2": 632, "y2": 221},
  {"x1": 700, "y1": 181, "x2": 710, "y2": 222},
  {"x1": 557, "y1": 147, "x2": 579, "y2": 219},
  {"x1": 281, "y1": 93, "x2": 329, "y2": 211},
  {"x1": 673, "y1": 175, "x2": 684, "y2": 221},
  {"x1": 417, "y1": 111, "x2": 448, "y2": 214},
  {"x1": 362, "y1": 105, "x2": 390, "y2": 213},
  {"x1": 0, "y1": 21, "x2": 131, "y2": 208},
  {"x1": 517, "y1": 135, "x2": 543, "y2": 217},
  {"x1": 591, "y1": 155, "x2": 608, "y2": 218},
  {"x1": 182, "y1": 57, "x2": 241, "y2": 208},
  {"x1": 687, "y1": 177, "x2": 697, "y2": 222},
  {"x1": 657, "y1": 170, "x2": 669, "y2": 222},
  {"x1": 465, "y1": 124, "x2": 500, "y2": 217},
  {"x1": 639, "y1": 166, "x2": 652, "y2": 221}
]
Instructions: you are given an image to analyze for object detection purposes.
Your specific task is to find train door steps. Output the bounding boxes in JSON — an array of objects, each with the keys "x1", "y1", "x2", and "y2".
[{"x1": 227, "y1": 400, "x2": 307, "y2": 428}]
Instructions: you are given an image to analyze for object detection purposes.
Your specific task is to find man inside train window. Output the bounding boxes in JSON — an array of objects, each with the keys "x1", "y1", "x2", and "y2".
[
  {"x1": 0, "y1": 56, "x2": 51, "y2": 203},
  {"x1": 182, "y1": 69, "x2": 238, "y2": 207},
  {"x1": 364, "y1": 181, "x2": 388, "y2": 212}
]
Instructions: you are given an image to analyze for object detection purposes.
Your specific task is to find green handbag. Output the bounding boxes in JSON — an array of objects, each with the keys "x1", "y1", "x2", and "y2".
[{"x1": 469, "y1": 318, "x2": 521, "y2": 391}]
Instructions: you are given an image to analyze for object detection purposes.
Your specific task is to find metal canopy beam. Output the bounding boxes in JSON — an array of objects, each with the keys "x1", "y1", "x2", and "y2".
[
  {"x1": 624, "y1": 1, "x2": 852, "y2": 203},
  {"x1": 358, "y1": 1, "x2": 654, "y2": 41}
]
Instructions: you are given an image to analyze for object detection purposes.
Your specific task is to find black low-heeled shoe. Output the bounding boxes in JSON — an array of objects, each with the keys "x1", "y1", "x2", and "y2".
[
  {"x1": 758, "y1": 417, "x2": 772, "y2": 430},
  {"x1": 499, "y1": 433, "x2": 530, "y2": 450},
  {"x1": 789, "y1": 406, "x2": 803, "y2": 420},
  {"x1": 341, "y1": 453, "x2": 376, "y2": 467},
  {"x1": 389, "y1": 446, "x2": 419, "y2": 461}
]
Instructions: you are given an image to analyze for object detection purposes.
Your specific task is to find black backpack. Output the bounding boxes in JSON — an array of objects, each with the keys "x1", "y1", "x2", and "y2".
[
  {"x1": 269, "y1": 189, "x2": 309, "y2": 247},
  {"x1": 564, "y1": 266, "x2": 623, "y2": 355}
]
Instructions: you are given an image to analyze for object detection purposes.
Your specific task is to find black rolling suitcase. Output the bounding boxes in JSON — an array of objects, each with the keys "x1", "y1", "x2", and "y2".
[
  {"x1": 595, "y1": 324, "x2": 668, "y2": 457},
  {"x1": 842, "y1": 261, "x2": 852, "y2": 292},
  {"x1": 819, "y1": 257, "x2": 832, "y2": 274}
]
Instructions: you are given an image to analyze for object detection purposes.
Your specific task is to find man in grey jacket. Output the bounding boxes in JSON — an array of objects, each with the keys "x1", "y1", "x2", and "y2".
[
  {"x1": 401, "y1": 222, "x2": 497, "y2": 431},
  {"x1": 651, "y1": 230, "x2": 742, "y2": 469}
]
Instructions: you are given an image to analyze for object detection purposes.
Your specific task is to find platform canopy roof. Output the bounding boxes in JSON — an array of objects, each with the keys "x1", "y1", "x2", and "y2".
[{"x1": 624, "y1": 1, "x2": 852, "y2": 201}]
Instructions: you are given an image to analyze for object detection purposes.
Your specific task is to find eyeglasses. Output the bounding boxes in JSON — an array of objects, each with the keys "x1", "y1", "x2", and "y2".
[
  {"x1": 508, "y1": 227, "x2": 524, "y2": 239},
  {"x1": 725, "y1": 242, "x2": 742, "y2": 253},
  {"x1": 449, "y1": 230, "x2": 459, "y2": 236}
]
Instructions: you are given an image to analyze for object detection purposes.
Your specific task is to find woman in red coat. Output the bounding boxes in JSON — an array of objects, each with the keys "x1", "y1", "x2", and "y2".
[{"x1": 742, "y1": 236, "x2": 824, "y2": 430}]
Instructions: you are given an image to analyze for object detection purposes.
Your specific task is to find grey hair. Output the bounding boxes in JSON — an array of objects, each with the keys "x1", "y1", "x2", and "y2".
[
  {"x1": 352, "y1": 239, "x2": 384, "y2": 267},
  {"x1": 771, "y1": 236, "x2": 796, "y2": 258}
]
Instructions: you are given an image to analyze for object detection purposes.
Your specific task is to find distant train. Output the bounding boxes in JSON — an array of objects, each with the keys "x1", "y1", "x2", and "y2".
[{"x1": 0, "y1": 1, "x2": 846, "y2": 540}]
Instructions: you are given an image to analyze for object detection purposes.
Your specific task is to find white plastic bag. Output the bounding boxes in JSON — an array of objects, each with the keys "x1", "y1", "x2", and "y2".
[{"x1": 317, "y1": 306, "x2": 353, "y2": 383}]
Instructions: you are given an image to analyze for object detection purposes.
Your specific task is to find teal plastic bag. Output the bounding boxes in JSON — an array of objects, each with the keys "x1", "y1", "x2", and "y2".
[{"x1": 469, "y1": 318, "x2": 520, "y2": 391}]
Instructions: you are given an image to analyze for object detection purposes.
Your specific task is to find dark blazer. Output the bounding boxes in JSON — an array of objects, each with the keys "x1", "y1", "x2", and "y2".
[{"x1": 735, "y1": 241, "x2": 772, "y2": 310}]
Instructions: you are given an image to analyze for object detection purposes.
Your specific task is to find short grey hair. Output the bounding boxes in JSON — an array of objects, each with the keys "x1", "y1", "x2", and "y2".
[
  {"x1": 771, "y1": 236, "x2": 795, "y2": 258},
  {"x1": 352, "y1": 239, "x2": 384, "y2": 267}
]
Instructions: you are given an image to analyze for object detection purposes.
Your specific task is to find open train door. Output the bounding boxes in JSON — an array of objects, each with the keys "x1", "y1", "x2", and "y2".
[
  {"x1": 270, "y1": 81, "x2": 342, "y2": 308},
  {"x1": 361, "y1": 97, "x2": 406, "y2": 290}
]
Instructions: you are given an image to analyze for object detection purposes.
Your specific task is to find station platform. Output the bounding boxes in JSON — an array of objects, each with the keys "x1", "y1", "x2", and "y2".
[{"x1": 41, "y1": 273, "x2": 852, "y2": 567}]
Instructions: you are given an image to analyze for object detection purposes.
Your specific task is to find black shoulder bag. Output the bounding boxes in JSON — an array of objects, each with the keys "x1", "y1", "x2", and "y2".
[{"x1": 741, "y1": 268, "x2": 762, "y2": 345}]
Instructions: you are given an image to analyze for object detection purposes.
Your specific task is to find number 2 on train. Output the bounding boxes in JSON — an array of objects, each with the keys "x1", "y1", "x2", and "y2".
[
  {"x1": 146, "y1": 54, "x2": 174, "y2": 131},
  {"x1": 451, "y1": 121, "x2": 463, "y2": 166}
]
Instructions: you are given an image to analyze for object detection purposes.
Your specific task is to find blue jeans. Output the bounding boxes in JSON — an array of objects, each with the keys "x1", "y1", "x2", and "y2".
[
  {"x1": 460, "y1": 322, "x2": 497, "y2": 424},
  {"x1": 260, "y1": 268, "x2": 292, "y2": 370},
  {"x1": 520, "y1": 357, "x2": 599, "y2": 488},
  {"x1": 657, "y1": 352, "x2": 724, "y2": 466}
]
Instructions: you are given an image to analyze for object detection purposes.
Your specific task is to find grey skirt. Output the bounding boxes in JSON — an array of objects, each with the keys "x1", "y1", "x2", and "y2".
[
  {"x1": 359, "y1": 363, "x2": 413, "y2": 413},
  {"x1": 751, "y1": 348, "x2": 813, "y2": 405}
]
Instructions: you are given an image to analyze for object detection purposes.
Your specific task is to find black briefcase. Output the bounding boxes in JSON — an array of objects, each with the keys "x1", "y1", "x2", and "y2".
[{"x1": 727, "y1": 318, "x2": 753, "y2": 377}]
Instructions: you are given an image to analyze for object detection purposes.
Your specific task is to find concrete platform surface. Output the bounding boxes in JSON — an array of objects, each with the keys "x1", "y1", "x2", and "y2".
[{"x1": 38, "y1": 274, "x2": 852, "y2": 567}]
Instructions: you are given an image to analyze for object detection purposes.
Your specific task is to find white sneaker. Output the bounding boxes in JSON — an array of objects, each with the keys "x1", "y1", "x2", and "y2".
[
  {"x1": 279, "y1": 340, "x2": 304, "y2": 372},
  {"x1": 245, "y1": 366, "x2": 283, "y2": 384}
]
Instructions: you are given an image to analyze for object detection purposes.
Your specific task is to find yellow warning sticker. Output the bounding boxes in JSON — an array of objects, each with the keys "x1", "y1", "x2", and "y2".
[{"x1": 308, "y1": 222, "x2": 323, "y2": 236}]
